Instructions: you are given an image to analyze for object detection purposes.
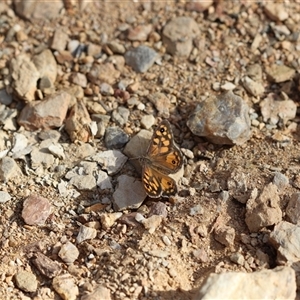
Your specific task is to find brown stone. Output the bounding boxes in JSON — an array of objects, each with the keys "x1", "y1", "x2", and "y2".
[
  {"x1": 22, "y1": 194, "x2": 52, "y2": 225},
  {"x1": 18, "y1": 91, "x2": 72, "y2": 130}
]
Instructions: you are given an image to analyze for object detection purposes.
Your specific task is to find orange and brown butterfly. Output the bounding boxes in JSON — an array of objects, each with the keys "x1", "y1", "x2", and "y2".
[{"x1": 140, "y1": 120, "x2": 184, "y2": 198}]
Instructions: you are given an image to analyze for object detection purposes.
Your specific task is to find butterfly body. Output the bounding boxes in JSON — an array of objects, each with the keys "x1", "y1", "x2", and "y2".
[{"x1": 141, "y1": 120, "x2": 183, "y2": 198}]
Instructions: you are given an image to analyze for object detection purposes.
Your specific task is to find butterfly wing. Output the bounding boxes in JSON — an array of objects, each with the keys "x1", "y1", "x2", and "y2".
[
  {"x1": 142, "y1": 164, "x2": 178, "y2": 198},
  {"x1": 146, "y1": 120, "x2": 183, "y2": 173}
]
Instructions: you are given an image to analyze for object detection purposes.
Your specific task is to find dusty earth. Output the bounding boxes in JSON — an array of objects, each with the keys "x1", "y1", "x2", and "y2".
[{"x1": 0, "y1": 0, "x2": 300, "y2": 299}]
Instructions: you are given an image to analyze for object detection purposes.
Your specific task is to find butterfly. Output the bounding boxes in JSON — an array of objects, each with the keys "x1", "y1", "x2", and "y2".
[{"x1": 140, "y1": 120, "x2": 183, "y2": 198}]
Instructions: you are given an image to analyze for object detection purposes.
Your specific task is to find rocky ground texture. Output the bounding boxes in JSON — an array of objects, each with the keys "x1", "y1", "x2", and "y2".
[{"x1": 0, "y1": 0, "x2": 300, "y2": 299}]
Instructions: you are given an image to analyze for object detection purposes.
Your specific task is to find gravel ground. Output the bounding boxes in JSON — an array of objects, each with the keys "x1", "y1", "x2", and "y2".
[{"x1": 0, "y1": 1, "x2": 300, "y2": 299}]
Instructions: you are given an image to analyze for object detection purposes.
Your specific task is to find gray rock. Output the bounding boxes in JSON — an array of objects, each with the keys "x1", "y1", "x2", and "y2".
[
  {"x1": 58, "y1": 241, "x2": 79, "y2": 264},
  {"x1": 245, "y1": 183, "x2": 282, "y2": 232},
  {"x1": 124, "y1": 45, "x2": 158, "y2": 73},
  {"x1": 162, "y1": 16, "x2": 200, "y2": 57},
  {"x1": 91, "y1": 150, "x2": 127, "y2": 175},
  {"x1": 187, "y1": 91, "x2": 251, "y2": 145},
  {"x1": 0, "y1": 156, "x2": 23, "y2": 182},
  {"x1": 113, "y1": 175, "x2": 146, "y2": 211},
  {"x1": 14, "y1": 270, "x2": 38, "y2": 293},
  {"x1": 57, "y1": 180, "x2": 80, "y2": 199},
  {"x1": 181, "y1": 148, "x2": 194, "y2": 159},
  {"x1": 286, "y1": 193, "x2": 300, "y2": 225},
  {"x1": 10, "y1": 133, "x2": 28, "y2": 157},
  {"x1": 189, "y1": 204, "x2": 204, "y2": 216},
  {"x1": 38, "y1": 130, "x2": 61, "y2": 142},
  {"x1": 111, "y1": 106, "x2": 130, "y2": 126},
  {"x1": 91, "y1": 114, "x2": 111, "y2": 138},
  {"x1": 100, "y1": 82, "x2": 114, "y2": 96},
  {"x1": 48, "y1": 142, "x2": 65, "y2": 160},
  {"x1": 76, "y1": 225, "x2": 97, "y2": 243},
  {"x1": 96, "y1": 170, "x2": 113, "y2": 190},
  {"x1": 270, "y1": 221, "x2": 300, "y2": 264},
  {"x1": 67, "y1": 161, "x2": 97, "y2": 190},
  {"x1": 273, "y1": 172, "x2": 289, "y2": 191},
  {"x1": 0, "y1": 191, "x2": 11, "y2": 203},
  {"x1": 194, "y1": 266, "x2": 296, "y2": 300},
  {"x1": 104, "y1": 127, "x2": 129, "y2": 149},
  {"x1": 149, "y1": 201, "x2": 168, "y2": 218},
  {"x1": 0, "y1": 89, "x2": 13, "y2": 105},
  {"x1": 218, "y1": 190, "x2": 229, "y2": 202},
  {"x1": 31, "y1": 139, "x2": 55, "y2": 169}
]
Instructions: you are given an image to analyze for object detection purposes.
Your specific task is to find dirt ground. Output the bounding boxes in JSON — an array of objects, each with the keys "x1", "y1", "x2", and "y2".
[{"x1": 0, "y1": 1, "x2": 300, "y2": 299}]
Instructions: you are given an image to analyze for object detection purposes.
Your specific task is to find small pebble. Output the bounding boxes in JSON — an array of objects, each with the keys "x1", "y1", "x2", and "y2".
[
  {"x1": 104, "y1": 127, "x2": 129, "y2": 149},
  {"x1": 230, "y1": 252, "x2": 245, "y2": 265},
  {"x1": 162, "y1": 235, "x2": 172, "y2": 246},
  {"x1": 14, "y1": 270, "x2": 38, "y2": 293},
  {"x1": 58, "y1": 241, "x2": 79, "y2": 263}
]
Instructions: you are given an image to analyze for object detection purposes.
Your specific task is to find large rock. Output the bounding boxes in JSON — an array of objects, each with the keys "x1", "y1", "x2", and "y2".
[
  {"x1": 187, "y1": 91, "x2": 251, "y2": 145},
  {"x1": 18, "y1": 91, "x2": 72, "y2": 130},
  {"x1": 194, "y1": 266, "x2": 296, "y2": 300}
]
